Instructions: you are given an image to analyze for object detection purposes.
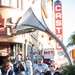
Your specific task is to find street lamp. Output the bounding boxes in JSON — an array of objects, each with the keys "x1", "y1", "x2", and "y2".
[
  {"x1": 31, "y1": 44, "x2": 34, "y2": 69},
  {"x1": 16, "y1": 0, "x2": 72, "y2": 65},
  {"x1": 24, "y1": 39, "x2": 27, "y2": 61}
]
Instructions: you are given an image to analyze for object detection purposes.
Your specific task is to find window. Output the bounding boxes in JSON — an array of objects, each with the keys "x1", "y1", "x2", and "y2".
[{"x1": 0, "y1": 0, "x2": 23, "y2": 9}]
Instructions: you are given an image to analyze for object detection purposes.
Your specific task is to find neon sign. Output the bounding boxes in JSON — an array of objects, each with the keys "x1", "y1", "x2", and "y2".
[{"x1": 54, "y1": 0, "x2": 63, "y2": 51}]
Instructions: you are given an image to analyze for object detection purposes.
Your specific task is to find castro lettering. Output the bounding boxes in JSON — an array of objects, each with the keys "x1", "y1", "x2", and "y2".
[{"x1": 54, "y1": 1, "x2": 63, "y2": 51}]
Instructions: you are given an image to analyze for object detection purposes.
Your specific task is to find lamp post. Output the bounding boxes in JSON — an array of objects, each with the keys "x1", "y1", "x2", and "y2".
[
  {"x1": 24, "y1": 39, "x2": 27, "y2": 61},
  {"x1": 16, "y1": 0, "x2": 72, "y2": 65},
  {"x1": 31, "y1": 44, "x2": 34, "y2": 69}
]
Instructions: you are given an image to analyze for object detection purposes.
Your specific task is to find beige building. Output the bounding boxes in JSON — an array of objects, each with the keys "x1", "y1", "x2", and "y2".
[{"x1": 0, "y1": 0, "x2": 53, "y2": 66}]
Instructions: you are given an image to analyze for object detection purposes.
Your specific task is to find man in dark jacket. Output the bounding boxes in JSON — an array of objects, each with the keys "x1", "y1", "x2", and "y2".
[
  {"x1": 53, "y1": 68, "x2": 62, "y2": 75},
  {"x1": 13, "y1": 54, "x2": 25, "y2": 75},
  {"x1": 44, "y1": 71, "x2": 51, "y2": 75},
  {"x1": 53, "y1": 71, "x2": 62, "y2": 75}
]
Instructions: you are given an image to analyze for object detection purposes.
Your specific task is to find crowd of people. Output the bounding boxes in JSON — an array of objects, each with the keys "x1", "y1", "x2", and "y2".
[
  {"x1": 34, "y1": 57, "x2": 62, "y2": 75},
  {"x1": 0, "y1": 55, "x2": 62, "y2": 75},
  {"x1": 0, "y1": 54, "x2": 26, "y2": 75}
]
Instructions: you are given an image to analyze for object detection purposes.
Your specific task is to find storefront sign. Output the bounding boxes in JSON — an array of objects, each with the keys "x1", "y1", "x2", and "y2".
[
  {"x1": 54, "y1": 0, "x2": 63, "y2": 51},
  {"x1": 0, "y1": 36, "x2": 25, "y2": 43},
  {"x1": 72, "y1": 49, "x2": 75, "y2": 59},
  {"x1": 44, "y1": 48, "x2": 54, "y2": 59}
]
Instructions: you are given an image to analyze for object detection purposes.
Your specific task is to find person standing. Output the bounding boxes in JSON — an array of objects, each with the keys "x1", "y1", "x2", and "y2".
[
  {"x1": 5, "y1": 61, "x2": 15, "y2": 75},
  {"x1": 34, "y1": 57, "x2": 49, "y2": 75},
  {"x1": 13, "y1": 54, "x2": 25, "y2": 75},
  {"x1": 49, "y1": 64, "x2": 55, "y2": 75},
  {"x1": 25, "y1": 58, "x2": 33, "y2": 75},
  {"x1": 49, "y1": 64, "x2": 62, "y2": 75}
]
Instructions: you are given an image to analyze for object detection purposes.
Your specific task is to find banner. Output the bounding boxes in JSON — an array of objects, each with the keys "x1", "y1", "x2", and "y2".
[
  {"x1": 44, "y1": 48, "x2": 54, "y2": 59},
  {"x1": 72, "y1": 49, "x2": 75, "y2": 59}
]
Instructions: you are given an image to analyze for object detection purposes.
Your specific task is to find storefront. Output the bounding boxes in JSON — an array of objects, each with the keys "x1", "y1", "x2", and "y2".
[{"x1": 0, "y1": 35, "x2": 25, "y2": 66}]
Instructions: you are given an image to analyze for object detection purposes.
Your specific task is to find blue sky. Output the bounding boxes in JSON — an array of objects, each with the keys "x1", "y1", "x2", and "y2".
[{"x1": 59, "y1": 0, "x2": 75, "y2": 46}]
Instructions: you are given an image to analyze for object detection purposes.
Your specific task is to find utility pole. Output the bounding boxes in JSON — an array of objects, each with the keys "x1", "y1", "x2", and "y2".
[{"x1": 31, "y1": 44, "x2": 34, "y2": 69}]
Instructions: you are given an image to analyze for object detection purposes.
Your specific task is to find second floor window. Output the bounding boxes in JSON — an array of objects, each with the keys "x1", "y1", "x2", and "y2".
[{"x1": 0, "y1": 0, "x2": 22, "y2": 9}]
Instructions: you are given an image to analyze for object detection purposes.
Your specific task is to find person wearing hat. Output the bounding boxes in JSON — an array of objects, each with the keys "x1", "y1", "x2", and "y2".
[{"x1": 34, "y1": 57, "x2": 49, "y2": 75}]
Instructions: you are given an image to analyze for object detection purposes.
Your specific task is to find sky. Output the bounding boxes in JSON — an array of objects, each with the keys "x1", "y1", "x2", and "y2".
[
  {"x1": 60, "y1": 0, "x2": 75, "y2": 46},
  {"x1": 4, "y1": 0, "x2": 75, "y2": 47},
  {"x1": 46, "y1": 0, "x2": 75, "y2": 47}
]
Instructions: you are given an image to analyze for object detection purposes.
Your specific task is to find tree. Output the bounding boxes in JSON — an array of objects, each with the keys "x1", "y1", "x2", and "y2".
[
  {"x1": 61, "y1": 65, "x2": 75, "y2": 75},
  {"x1": 67, "y1": 31, "x2": 75, "y2": 47}
]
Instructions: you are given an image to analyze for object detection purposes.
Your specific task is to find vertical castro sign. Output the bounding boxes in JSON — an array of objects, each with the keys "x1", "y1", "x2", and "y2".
[{"x1": 54, "y1": 0, "x2": 63, "y2": 51}]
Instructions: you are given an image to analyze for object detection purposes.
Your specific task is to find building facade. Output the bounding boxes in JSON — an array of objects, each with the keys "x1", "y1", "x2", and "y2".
[{"x1": 0, "y1": 0, "x2": 53, "y2": 66}]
